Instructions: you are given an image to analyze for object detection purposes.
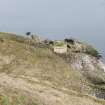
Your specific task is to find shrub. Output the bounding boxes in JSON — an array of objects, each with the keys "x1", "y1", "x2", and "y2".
[
  {"x1": 54, "y1": 41, "x2": 65, "y2": 47},
  {"x1": 85, "y1": 46, "x2": 101, "y2": 59},
  {"x1": 64, "y1": 38, "x2": 74, "y2": 44}
]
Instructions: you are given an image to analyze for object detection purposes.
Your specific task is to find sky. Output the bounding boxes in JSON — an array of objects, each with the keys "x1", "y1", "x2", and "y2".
[{"x1": 0, "y1": 0, "x2": 105, "y2": 57}]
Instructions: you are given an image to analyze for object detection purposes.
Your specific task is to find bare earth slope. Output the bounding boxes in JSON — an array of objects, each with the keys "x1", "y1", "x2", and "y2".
[{"x1": 0, "y1": 32, "x2": 105, "y2": 105}]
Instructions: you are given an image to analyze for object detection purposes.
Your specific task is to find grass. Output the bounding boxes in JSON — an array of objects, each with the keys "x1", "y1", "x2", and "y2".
[
  {"x1": 0, "y1": 32, "x2": 105, "y2": 105},
  {"x1": 54, "y1": 41, "x2": 65, "y2": 47},
  {"x1": 0, "y1": 33, "x2": 102, "y2": 92},
  {"x1": 0, "y1": 95, "x2": 39, "y2": 105},
  {"x1": 0, "y1": 32, "x2": 88, "y2": 93},
  {"x1": 0, "y1": 95, "x2": 8, "y2": 105}
]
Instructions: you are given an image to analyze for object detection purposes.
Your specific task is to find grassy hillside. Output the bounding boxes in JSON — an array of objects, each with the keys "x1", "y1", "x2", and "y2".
[
  {"x1": 0, "y1": 32, "x2": 84, "y2": 91},
  {"x1": 0, "y1": 32, "x2": 105, "y2": 105}
]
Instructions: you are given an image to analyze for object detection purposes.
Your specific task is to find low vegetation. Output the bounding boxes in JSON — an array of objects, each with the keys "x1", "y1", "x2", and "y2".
[
  {"x1": 0, "y1": 32, "x2": 105, "y2": 105},
  {"x1": 0, "y1": 95, "x2": 38, "y2": 105},
  {"x1": 85, "y1": 45, "x2": 101, "y2": 59},
  {"x1": 54, "y1": 41, "x2": 65, "y2": 47}
]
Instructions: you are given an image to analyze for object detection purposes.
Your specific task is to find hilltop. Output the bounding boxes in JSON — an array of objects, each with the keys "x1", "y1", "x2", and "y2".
[{"x1": 0, "y1": 32, "x2": 105, "y2": 105}]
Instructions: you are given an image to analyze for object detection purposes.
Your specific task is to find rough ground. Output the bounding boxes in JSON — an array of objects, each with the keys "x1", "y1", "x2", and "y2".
[
  {"x1": 0, "y1": 73, "x2": 105, "y2": 105},
  {"x1": 0, "y1": 32, "x2": 105, "y2": 105}
]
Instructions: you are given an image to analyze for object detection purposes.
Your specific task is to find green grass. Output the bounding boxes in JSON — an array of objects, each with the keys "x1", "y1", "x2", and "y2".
[
  {"x1": 0, "y1": 96, "x2": 8, "y2": 105},
  {"x1": 0, "y1": 95, "x2": 39, "y2": 105},
  {"x1": 54, "y1": 41, "x2": 65, "y2": 47}
]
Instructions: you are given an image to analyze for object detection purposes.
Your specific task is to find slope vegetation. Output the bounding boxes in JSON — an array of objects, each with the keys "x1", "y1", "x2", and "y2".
[{"x1": 0, "y1": 32, "x2": 105, "y2": 105}]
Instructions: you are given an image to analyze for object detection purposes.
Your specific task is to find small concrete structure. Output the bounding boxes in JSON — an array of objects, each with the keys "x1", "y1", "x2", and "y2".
[{"x1": 53, "y1": 45, "x2": 67, "y2": 54}]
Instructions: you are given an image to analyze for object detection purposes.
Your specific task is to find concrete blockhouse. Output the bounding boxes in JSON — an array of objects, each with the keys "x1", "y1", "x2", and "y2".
[{"x1": 53, "y1": 41, "x2": 67, "y2": 54}]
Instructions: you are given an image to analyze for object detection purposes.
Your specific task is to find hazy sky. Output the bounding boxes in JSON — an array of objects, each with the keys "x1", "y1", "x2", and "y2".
[{"x1": 0, "y1": 0, "x2": 105, "y2": 55}]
